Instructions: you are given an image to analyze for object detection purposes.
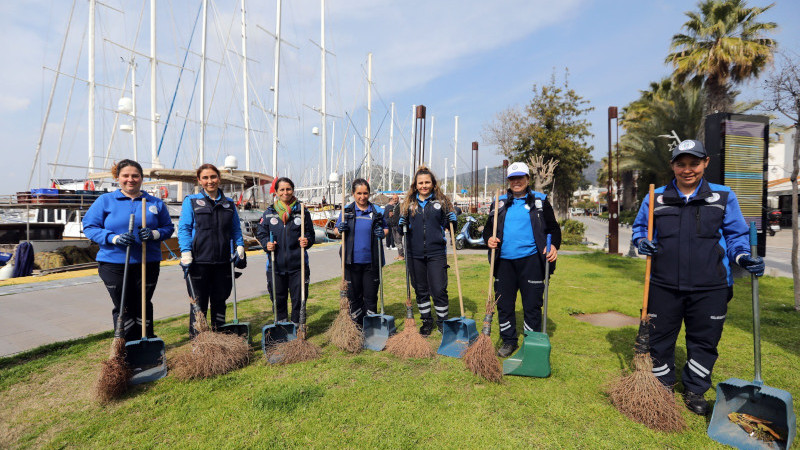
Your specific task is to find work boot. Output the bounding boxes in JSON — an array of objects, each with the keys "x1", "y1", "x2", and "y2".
[
  {"x1": 436, "y1": 321, "x2": 444, "y2": 334},
  {"x1": 682, "y1": 390, "x2": 709, "y2": 416},
  {"x1": 497, "y1": 341, "x2": 518, "y2": 358},
  {"x1": 419, "y1": 319, "x2": 435, "y2": 337}
]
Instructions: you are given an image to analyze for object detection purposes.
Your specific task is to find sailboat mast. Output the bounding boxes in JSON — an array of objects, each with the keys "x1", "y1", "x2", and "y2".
[
  {"x1": 320, "y1": 0, "x2": 327, "y2": 188},
  {"x1": 241, "y1": 0, "x2": 250, "y2": 170},
  {"x1": 388, "y1": 102, "x2": 394, "y2": 191},
  {"x1": 453, "y1": 115, "x2": 458, "y2": 200},
  {"x1": 271, "y1": 0, "x2": 282, "y2": 176},
  {"x1": 429, "y1": 115, "x2": 434, "y2": 170},
  {"x1": 199, "y1": 0, "x2": 208, "y2": 163},
  {"x1": 366, "y1": 52, "x2": 372, "y2": 182},
  {"x1": 150, "y1": 0, "x2": 159, "y2": 167},
  {"x1": 131, "y1": 58, "x2": 138, "y2": 161},
  {"x1": 88, "y1": 0, "x2": 96, "y2": 173}
]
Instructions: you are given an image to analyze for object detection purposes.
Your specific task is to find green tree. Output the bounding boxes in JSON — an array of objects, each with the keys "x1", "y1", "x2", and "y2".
[
  {"x1": 509, "y1": 70, "x2": 594, "y2": 216},
  {"x1": 666, "y1": 0, "x2": 777, "y2": 131}
]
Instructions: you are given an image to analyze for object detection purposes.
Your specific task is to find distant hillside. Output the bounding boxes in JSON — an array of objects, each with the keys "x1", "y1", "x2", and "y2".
[{"x1": 582, "y1": 160, "x2": 601, "y2": 185}]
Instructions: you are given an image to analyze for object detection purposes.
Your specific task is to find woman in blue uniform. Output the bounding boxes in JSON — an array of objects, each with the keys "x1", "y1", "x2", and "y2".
[
  {"x1": 483, "y1": 162, "x2": 561, "y2": 357},
  {"x1": 632, "y1": 139, "x2": 764, "y2": 415},
  {"x1": 334, "y1": 179, "x2": 388, "y2": 325},
  {"x1": 398, "y1": 166, "x2": 457, "y2": 336},
  {"x1": 178, "y1": 163, "x2": 245, "y2": 337},
  {"x1": 83, "y1": 159, "x2": 174, "y2": 340},
  {"x1": 255, "y1": 177, "x2": 315, "y2": 325}
]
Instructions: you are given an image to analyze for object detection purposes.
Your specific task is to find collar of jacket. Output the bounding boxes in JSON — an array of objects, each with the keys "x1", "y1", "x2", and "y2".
[
  {"x1": 113, "y1": 189, "x2": 152, "y2": 202},
  {"x1": 663, "y1": 178, "x2": 711, "y2": 204},
  {"x1": 345, "y1": 201, "x2": 375, "y2": 214}
]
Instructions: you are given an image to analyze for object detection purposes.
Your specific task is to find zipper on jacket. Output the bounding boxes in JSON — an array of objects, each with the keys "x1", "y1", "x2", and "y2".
[{"x1": 695, "y1": 207, "x2": 701, "y2": 234}]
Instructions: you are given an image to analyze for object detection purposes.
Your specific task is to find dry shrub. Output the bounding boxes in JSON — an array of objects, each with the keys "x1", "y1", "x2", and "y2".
[
  {"x1": 94, "y1": 338, "x2": 131, "y2": 403},
  {"x1": 265, "y1": 327, "x2": 322, "y2": 365},
  {"x1": 385, "y1": 317, "x2": 435, "y2": 359},
  {"x1": 463, "y1": 334, "x2": 502, "y2": 383},
  {"x1": 326, "y1": 282, "x2": 363, "y2": 353},
  {"x1": 607, "y1": 353, "x2": 686, "y2": 432}
]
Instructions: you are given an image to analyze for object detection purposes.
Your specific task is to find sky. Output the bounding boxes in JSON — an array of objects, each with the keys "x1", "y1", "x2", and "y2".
[{"x1": 1, "y1": 0, "x2": 799, "y2": 193}]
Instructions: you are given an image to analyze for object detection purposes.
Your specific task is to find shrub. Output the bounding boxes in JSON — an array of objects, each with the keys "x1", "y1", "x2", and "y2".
[{"x1": 559, "y1": 219, "x2": 586, "y2": 245}]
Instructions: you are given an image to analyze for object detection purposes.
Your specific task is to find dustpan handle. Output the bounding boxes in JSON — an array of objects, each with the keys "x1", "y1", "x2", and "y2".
[
  {"x1": 114, "y1": 214, "x2": 136, "y2": 338},
  {"x1": 141, "y1": 198, "x2": 147, "y2": 339},
  {"x1": 542, "y1": 234, "x2": 551, "y2": 334},
  {"x1": 449, "y1": 221, "x2": 465, "y2": 317},
  {"x1": 269, "y1": 232, "x2": 278, "y2": 325},
  {"x1": 377, "y1": 236, "x2": 385, "y2": 315},
  {"x1": 230, "y1": 240, "x2": 238, "y2": 324},
  {"x1": 749, "y1": 222, "x2": 763, "y2": 385}
]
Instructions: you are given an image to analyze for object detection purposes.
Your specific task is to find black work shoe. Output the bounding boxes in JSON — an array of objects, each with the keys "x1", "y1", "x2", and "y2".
[
  {"x1": 419, "y1": 320, "x2": 435, "y2": 337},
  {"x1": 436, "y1": 322, "x2": 444, "y2": 333},
  {"x1": 497, "y1": 342, "x2": 518, "y2": 358},
  {"x1": 682, "y1": 390, "x2": 709, "y2": 416}
]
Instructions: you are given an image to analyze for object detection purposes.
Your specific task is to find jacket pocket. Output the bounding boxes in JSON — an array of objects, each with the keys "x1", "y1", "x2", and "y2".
[
  {"x1": 697, "y1": 204, "x2": 724, "y2": 238},
  {"x1": 653, "y1": 206, "x2": 680, "y2": 238}
]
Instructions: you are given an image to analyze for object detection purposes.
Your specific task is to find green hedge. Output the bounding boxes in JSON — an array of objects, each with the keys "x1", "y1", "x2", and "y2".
[{"x1": 559, "y1": 219, "x2": 586, "y2": 245}]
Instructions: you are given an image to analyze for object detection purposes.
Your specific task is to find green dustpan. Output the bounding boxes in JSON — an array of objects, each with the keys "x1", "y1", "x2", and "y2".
[{"x1": 503, "y1": 234, "x2": 552, "y2": 378}]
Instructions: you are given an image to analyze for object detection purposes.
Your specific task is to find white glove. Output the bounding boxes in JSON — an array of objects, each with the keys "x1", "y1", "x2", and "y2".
[
  {"x1": 236, "y1": 245, "x2": 245, "y2": 260},
  {"x1": 180, "y1": 252, "x2": 193, "y2": 266}
]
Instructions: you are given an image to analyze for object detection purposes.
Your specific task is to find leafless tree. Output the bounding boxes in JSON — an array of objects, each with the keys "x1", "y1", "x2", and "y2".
[
  {"x1": 763, "y1": 51, "x2": 800, "y2": 310},
  {"x1": 482, "y1": 106, "x2": 523, "y2": 158},
  {"x1": 528, "y1": 155, "x2": 559, "y2": 193}
]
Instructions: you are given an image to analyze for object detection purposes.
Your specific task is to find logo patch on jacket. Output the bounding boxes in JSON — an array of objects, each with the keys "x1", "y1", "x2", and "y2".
[
  {"x1": 433, "y1": 202, "x2": 441, "y2": 210},
  {"x1": 656, "y1": 195, "x2": 664, "y2": 205},
  {"x1": 222, "y1": 202, "x2": 231, "y2": 208},
  {"x1": 270, "y1": 217, "x2": 278, "y2": 225},
  {"x1": 149, "y1": 205, "x2": 158, "y2": 214},
  {"x1": 294, "y1": 217, "x2": 302, "y2": 225},
  {"x1": 534, "y1": 199, "x2": 542, "y2": 209},
  {"x1": 196, "y1": 199, "x2": 206, "y2": 207},
  {"x1": 705, "y1": 193, "x2": 721, "y2": 203},
  {"x1": 498, "y1": 200, "x2": 505, "y2": 208}
]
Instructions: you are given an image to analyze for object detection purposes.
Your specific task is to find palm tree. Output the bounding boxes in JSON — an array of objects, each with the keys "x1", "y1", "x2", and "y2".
[{"x1": 666, "y1": 0, "x2": 777, "y2": 120}]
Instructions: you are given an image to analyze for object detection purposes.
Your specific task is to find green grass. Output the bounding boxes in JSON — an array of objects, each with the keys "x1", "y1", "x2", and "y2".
[{"x1": 1, "y1": 253, "x2": 798, "y2": 448}]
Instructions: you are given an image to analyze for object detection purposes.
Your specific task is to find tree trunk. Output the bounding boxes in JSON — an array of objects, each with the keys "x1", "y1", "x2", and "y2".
[
  {"x1": 698, "y1": 77, "x2": 734, "y2": 142},
  {"x1": 792, "y1": 124, "x2": 799, "y2": 310}
]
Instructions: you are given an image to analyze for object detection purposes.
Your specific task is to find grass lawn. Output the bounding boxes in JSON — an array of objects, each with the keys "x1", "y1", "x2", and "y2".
[{"x1": 1, "y1": 253, "x2": 798, "y2": 448}]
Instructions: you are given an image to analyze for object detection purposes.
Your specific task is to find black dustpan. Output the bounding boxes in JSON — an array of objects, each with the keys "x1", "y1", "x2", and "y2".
[
  {"x1": 708, "y1": 223, "x2": 795, "y2": 449},
  {"x1": 218, "y1": 257, "x2": 250, "y2": 342},
  {"x1": 261, "y1": 232, "x2": 296, "y2": 356}
]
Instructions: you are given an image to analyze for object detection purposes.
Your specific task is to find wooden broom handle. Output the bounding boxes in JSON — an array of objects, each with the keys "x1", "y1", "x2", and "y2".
[
  {"x1": 449, "y1": 221, "x2": 464, "y2": 317},
  {"x1": 641, "y1": 184, "x2": 655, "y2": 321},
  {"x1": 486, "y1": 190, "x2": 500, "y2": 307},
  {"x1": 141, "y1": 198, "x2": 147, "y2": 338}
]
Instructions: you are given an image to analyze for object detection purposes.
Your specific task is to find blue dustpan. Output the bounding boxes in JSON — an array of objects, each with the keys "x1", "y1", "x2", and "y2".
[
  {"x1": 437, "y1": 222, "x2": 478, "y2": 358},
  {"x1": 363, "y1": 237, "x2": 396, "y2": 351},
  {"x1": 438, "y1": 317, "x2": 478, "y2": 357},
  {"x1": 708, "y1": 223, "x2": 796, "y2": 449},
  {"x1": 262, "y1": 232, "x2": 298, "y2": 361}
]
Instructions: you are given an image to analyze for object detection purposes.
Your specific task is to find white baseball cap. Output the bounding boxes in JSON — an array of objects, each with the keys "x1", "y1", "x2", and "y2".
[{"x1": 507, "y1": 162, "x2": 530, "y2": 178}]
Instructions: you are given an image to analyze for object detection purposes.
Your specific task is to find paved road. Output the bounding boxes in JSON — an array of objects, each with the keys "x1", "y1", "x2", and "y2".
[
  {"x1": 0, "y1": 244, "x2": 399, "y2": 357},
  {"x1": 573, "y1": 215, "x2": 793, "y2": 277}
]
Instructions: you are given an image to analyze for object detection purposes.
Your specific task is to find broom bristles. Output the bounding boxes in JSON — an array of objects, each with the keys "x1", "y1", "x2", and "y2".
[
  {"x1": 326, "y1": 282, "x2": 364, "y2": 353},
  {"x1": 172, "y1": 329, "x2": 250, "y2": 380},
  {"x1": 385, "y1": 318, "x2": 435, "y2": 359},
  {"x1": 265, "y1": 328, "x2": 322, "y2": 364},
  {"x1": 463, "y1": 334, "x2": 502, "y2": 382},
  {"x1": 95, "y1": 337, "x2": 131, "y2": 403},
  {"x1": 608, "y1": 353, "x2": 686, "y2": 432}
]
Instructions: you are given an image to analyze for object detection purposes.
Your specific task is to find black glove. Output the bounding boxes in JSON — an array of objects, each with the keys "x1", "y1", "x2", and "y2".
[
  {"x1": 337, "y1": 221, "x2": 350, "y2": 233},
  {"x1": 738, "y1": 254, "x2": 764, "y2": 277},
  {"x1": 234, "y1": 252, "x2": 248, "y2": 269},
  {"x1": 113, "y1": 232, "x2": 136, "y2": 247},
  {"x1": 636, "y1": 238, "x2": 657, "y2": 256},
  {"x1": 139, "y1": 227, "x2": 156, "y2": 241},
  {"x1": 373, "y1": 227, "x2": 385, "y2": 239}
]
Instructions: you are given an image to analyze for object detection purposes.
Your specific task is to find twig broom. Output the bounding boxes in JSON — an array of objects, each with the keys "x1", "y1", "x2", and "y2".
[
  {"x1": 385, "y1": 225, "x2": 435, "y2": 358},
  {"x1": 326, "y1": 182, "x2": 363, "y2": 352},
  {"x1": 95, "y1": 214, "x2": 135, "y2": 402},
  {"x1": 265, "y1": 203, "x2": 323, "y2": 364},
  {"x1": 607, "y1": 184, "x2": 685, "y2": 431},
  {"x1": 463, "y1": 191, "x2": 502, "y2": 382}
]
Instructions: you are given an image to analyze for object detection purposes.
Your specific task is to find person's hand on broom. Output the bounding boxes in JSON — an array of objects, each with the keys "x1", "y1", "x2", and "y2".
[
  {"x1": 544, "y1": 243, "x2": 558, "y2": 262},
  {"x1": 265, "y1": 241, "x2": 277, "y2": 252},
  {"x1": 487, "y1": 236, "x2": 500, "y2": 249},
  {"x1": 298, "y1": 237, "x2": 309, "y2": 248}
]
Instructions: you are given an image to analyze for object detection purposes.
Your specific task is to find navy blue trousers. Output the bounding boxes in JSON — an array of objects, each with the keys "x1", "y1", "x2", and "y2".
[{"x1": 494, "y1": 254, "x2": 545, "y2": 344}]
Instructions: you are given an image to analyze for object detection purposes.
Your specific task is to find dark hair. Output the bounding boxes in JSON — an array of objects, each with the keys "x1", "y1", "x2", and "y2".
[
  {"x1": 275, "y1": 177, "x2": 295, "y2": 190},
  {"x1": 111, "y1": 159, "x2": 143, "y2": 178},
  {"x1": 351, "y1": 178, "x2": 371, "y2": 194},
  {"x1": 196, "y1": 163, "x2": 221, "y2": 179}
]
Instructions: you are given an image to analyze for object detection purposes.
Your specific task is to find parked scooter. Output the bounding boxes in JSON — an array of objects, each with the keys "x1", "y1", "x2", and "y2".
[
  {"x1": 454, "y1": 216, "x2": 486, "y2": 250},
  {"x1": 767, "y1": 210, "x2": 781, "y2": 236}
]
